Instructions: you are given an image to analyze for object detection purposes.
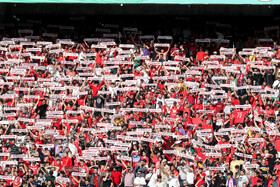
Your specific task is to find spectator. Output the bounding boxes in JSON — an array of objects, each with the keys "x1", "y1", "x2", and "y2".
[
  {"x1": 167, "y1": 171, "x2": 180, "y2": 187},
  {"x1": 124, "y1": 167, "x2": 135, "y2": 187},
  {"x1": 134, "y1": 172, "x2": 146, "y2": 187},
  {"x1": 226, "y1": 172, "x2": 237, "y2": 187}
]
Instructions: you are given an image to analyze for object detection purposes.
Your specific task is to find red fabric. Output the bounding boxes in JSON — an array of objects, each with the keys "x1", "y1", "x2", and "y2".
[{"x1": 87, "y1": 81, "x2": 104, "y2": 98}]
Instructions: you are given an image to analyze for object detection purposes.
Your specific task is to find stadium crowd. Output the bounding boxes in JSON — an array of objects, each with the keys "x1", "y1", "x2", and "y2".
[{"x1": 0, "y1": 22, "x2": 279, "y2": 187}]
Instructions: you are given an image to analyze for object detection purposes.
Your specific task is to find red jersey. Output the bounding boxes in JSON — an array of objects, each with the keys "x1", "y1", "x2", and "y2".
[
  {"x1": 197, "y1": 51, "x2": 206, "y2": 61},
  {"x1": 232, "y1": 111, "x2": 247, "y2": 124}
]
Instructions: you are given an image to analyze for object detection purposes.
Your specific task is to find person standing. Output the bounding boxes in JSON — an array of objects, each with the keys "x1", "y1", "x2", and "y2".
[
  {"x1": 226, "y1": 172, "x2": 237, "y2": 187},
  {"x1": 267, "y1": 175, "x2": 280, "y2": 187},
  {"x1": 102, "y1": 172, "x2": 113, "y2": 187},
  {"x1": 167, "y1": 171, "x2": 180, "y2": 187},
  {"x1": 134, "y1": 172, "x2": 146, "y2": 187},
  {"x1": 213, "y1": 172, "x2": 226, "y2": 187},
  {"x1": 196, "y1": 47, "x2": 206, "y2": 62},
  {"x1": 111, "y1": 167, "x2": 122, "y2": 187},
  {"x1": 156, "y1": 176, "x2": 166, "y2": 187},
  {"x1": 90, "y1": 168, "x2": 102, "y2": 187},
  {"x1": 123, "y1": 167, "x2": 135, "y2": 187},
  {"x1": 236, "y1": 170, "x2": 249, "y2": 187},
  {"x1": 145, "y1": 168, "x2": 157, "y2": 187},
  {"x1": 87, "y1": 79, "x2": 104, "y2": 98}
]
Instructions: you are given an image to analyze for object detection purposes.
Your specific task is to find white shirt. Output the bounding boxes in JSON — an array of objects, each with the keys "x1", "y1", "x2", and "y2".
[
  {"x1": 216, "y1": 119, "x2": 223, "y2": 126},
  {"x1": 155, "y1": 182, "x2": 166, "y2": 187},
  {"x1": 187, "y1": 172, "x2": 194, "y2": 184},
  {"x1": 167, "y1": 177, "x2": 179, "y2": 187},
  {"x1": 68, "y1": 143, "x2": 77, "y2": 155},
  {"x1": 134, "y1": 177, "x2": 146, "y2": 187},
  {"x1": 52, "y1": 71, "x2": 61, "y2": 79},
  {"x1": 78, "y1": 52, "x2": 84, "y2": 61},
  {"x1": 224, "y1": 105, "x2": 233, "y2": 114},
  {"x1": 146, "y1": 173, "x2": 157, "y2": 187},
  {"x1": 206, "y1": 170, "x2": 211, "y2": 181},
  {"x1": 16, "y1": 135, "x2": 25, "y2": 143},
  {"x1": 47, "y1": 169, "x2": 58, "y2": 177},
  {"x1": 156, "y1": 97, "x2": 165, "y2": 109},
  {"x1": 0, "y1": 105, "x2": 2, "y2": 117},
  {"x1": 273, "y1": 80, "x2": 280, "y2": 88},
  {"x1": 237, "y1": 175, "x2": 249, "y2": 187},
  {"x1": 38, "y1": 176, "x2": 45, "y2": 183},
  {"x1": 108, "y1": 86, "x2": 116, "y2": 97},
  {"x1": 47, "y1": 65, "x2": 54, "y2": 74},
  {"x1": 25, "y1": 141, "x2": 31, "y2": 150},
  {"x1": 140, "y1": 69, "x2": 150, "y2": 83},
  {"x1": 178, "y1": 166, "x2": 188, "y2": 180}
]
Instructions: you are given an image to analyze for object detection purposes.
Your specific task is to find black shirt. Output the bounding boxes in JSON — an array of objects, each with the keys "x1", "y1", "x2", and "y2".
[
  {"x1": 269, "y1": 148, "x2": 277, "y2": 157},
  {"x1": 265, "y1": 71, "x2": 274, "y2": 86},
  {"x1": 238, "y1": 96, "x2": 249, "y2": 105},
  {"x1": 94, "y1": 96, "x2": 104, "y2": 108},
  {"x1": 214, "y1": 175, "x2": 226, "y2": 187},
  {"x1": 127, "y1": 98, "x2": 136, "y2": 108},
  {"x1": 253, "y1": 73, "x2": 261, "y2": 83},
  {"x1": 102, "y1": 176, "x2": 112, "y2": 187},
  {"x1": 38, "y1": 104, "x2": 48, "y2": 118}
]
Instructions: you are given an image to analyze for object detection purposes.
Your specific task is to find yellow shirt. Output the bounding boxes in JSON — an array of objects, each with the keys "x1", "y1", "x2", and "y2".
[
  {"x1": 179, "y1": 82, "x2": 186, "y2": 92},
  {"x1": 115, "y1": 118, "x2": 124, "y2": 126},
  {"x1": 230, "y1": 160, "x2": 244, "y2": 174}
]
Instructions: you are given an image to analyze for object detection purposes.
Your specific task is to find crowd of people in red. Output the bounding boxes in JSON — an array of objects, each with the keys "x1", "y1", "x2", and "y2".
[{"x1": 0, "y1": 22, "x2": 279, "y2": 187}]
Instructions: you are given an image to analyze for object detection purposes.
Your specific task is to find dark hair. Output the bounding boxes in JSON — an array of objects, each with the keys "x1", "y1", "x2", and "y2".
[{"x1": 227, "y1": 171, "x2": 233, "y2": 176}]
